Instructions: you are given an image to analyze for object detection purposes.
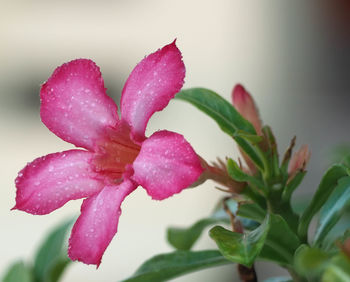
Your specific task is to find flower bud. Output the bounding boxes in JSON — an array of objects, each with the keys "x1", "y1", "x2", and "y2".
[
  {"x1": 288, "y1": 144, "x2": 311, "y2": 177},
  {"x1": 232, "y1": 84, "x2": 262, "y2": 135}
]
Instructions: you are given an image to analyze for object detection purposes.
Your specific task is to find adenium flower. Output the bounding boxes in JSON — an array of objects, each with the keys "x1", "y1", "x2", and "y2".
[
  {"x1": 232, "y1": 84, "x2": 263, "y2": 174},
  {"x1": 232, "y1": 84, "x2": 262, "y2": 136},
  {"x1": 288, "y1": 144, "x2": 311, "y2": 177},
  {"x1": 13, "y1": 41, "x2": 203, "y2": 266}
]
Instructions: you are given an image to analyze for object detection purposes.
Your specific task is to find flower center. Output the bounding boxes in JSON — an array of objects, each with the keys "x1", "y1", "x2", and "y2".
[{"x1": 92, "y1": 124, "x2": 141, "y2": 183}]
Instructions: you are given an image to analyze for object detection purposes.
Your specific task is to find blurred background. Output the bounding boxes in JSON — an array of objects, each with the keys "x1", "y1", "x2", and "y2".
[{"x1": 1, "y1": 0, "x2": 350, "y2": 281}]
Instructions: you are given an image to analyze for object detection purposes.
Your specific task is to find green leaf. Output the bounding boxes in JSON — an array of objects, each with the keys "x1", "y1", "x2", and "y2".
[
  {"x1": 227, "y1": 158, "x2": 265, "y2": 191},
  {"x1": 234, "y1": 130, "x2": 263, "y2": 144},
  {"x1": 298, "y1": 164, "x2": 349, "y2": 241},
  {"x1": 121, "y1": 250, "x2": 232, "y2": 282},
  {"x1": 176, "y1": 88, "x2": 265, "y2": 170},
  {"x1": 212, "y1": 199, "x2": 263, "y2": 229},
  {"x1": 263, "y1": 277, "x2": 292, "y2": 282},
  {"x1": 167, "y1": 217, "x2": 229, "y2": 251},
  {"x1": 2, "y1": 260, "x2": 32, "y2": 282},
  {"x1": 314, "y1": 177, "x2": 350, "y2": 246},
  {"x1": 262, "y1": 125, "x2": 280, "y2": 179},
  {"x1": 34, "y1": 218, "x2": 74, "y2": 282},
  {"x1": 322, "y1": 253, "x2": 350, "y2": 282},
  {"x1": 234, "y1": 136, "x2": 265, "y2": 171},
  {"x1": 322, "y1": 229, "x2": 350, "y2": 253},
  {"x1": 167, "y1": 198, "x2": 266, "y2": 252},
  {"x1": 259, "y1": 214, "x2": 300, "y2": 266},
  {"x1": 176, "y1": 88, "x2": 256, "y2": 135},
  {"x1": 282, "y1": 171, "x2": 306, "y2": 203},
  {"x1": 47, "y1": 258, "x2": 71, "y2": 282},
  {"x1": 209, "y1": 215, "x2": 270, "y2": 267},
  {"x1": 294, "y1": 245, "x2": 330, "y2": 277},
  {"x1": 237, "y1": 202, "x2": 266, "y2": 223}
]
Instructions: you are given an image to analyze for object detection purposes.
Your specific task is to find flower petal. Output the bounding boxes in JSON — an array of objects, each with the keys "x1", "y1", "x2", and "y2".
[
  {"x1": 14, "y1": 150, "x2": 104, "y2": 215},
  {"x1": 232, "y1": 84, "x2": 262, "y2": 135},
  {"x1": 40, "y1": 59, "x2": 119, "y2": 150},
  {"x1": 288, "y1": 144, "x2": 311, "y2": 176},
  {"x1": 68, "y1": 180, "x2": 136, "y2": 266},
  {"x1": 120, "y1": 41, "x2": 185, "y2": 141},
  {"x1": 132, "y1": 130, "x2": 203, "y2": 200}
]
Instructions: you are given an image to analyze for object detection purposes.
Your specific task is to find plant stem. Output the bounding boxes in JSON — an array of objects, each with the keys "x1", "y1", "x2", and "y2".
[{"x1": 237, "y1": 264, "x2": 257, "y2": 282}]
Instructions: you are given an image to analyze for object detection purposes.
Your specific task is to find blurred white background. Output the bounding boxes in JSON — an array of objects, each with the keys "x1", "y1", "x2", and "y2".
[{"x1": 1, "y1": 0, "x2": 350, "y2": 281}]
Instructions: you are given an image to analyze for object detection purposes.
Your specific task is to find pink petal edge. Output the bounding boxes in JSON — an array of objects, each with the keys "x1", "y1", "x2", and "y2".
[
  {"x1": 132, "y1": 130, "x2": 203, "y2": 200},
  {"x1": 288, "y1": 144, "x2": 311, "y2": 175},
  {"x1": 120, "y1": 40, "x2": 185, "y2": 142},
  {"x1": 232, "y1": 84, "x2": 262, "y2": 135},
  {"x1": 68, "y1": 180, "x2": 136, "y2": 266},
  {"x1": 40, "y1": 59, "x2": 119, "y2": 151},
  {"x1": 14, "y1": 150, "x2": 104, "y2": 215}
]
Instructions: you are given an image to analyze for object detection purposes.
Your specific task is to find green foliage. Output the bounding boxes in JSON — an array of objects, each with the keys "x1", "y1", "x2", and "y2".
[
  {"x1": 294, "y1": 245, "x2": 330, "y2": 278},
  {"x1": 2, "y1": 219, "x2": 73, "y2": 282},
  {"x1": 227, "y1": 158, "x2": 266, "y2": 193},
  {"x1": 314, "y1": 177, "x2": 350, "y2": 246},
  {"x1": 259, "y1": 214, "x2": 300, "y2": 266},
  {"x1": 167, "y1": 198, "x2": 265, "y2": 252},
  {"x1": 209, "y1": 215, "x2": 270, "y2": 267},
  {"x1": 176, "y1": 88, "x2": 266, "y2": 170},
  {"x1": 321, "y1": 253, "x2": 350, "y2": 282},
  {"x1": 236, "y1": 202, "x2": 266, "y2": 223},
  {"x1": 167, "y1": 217, "x2": 229, "y2": 251},
  {"x1": 281, "y1": 171, "x2": 306, "y2": 203},
  {"x1": 121, "y1": 250, "x2": 232, "y2": 282},
  {"x1": 263, "y1": 277, "x2": 292, "y2": 282},
  {"x1": 322, "y1": 229, "x2": 350, "y2": 253},
  {"x1": 173, "y1": 87, "x2": 350, "y2": 281},
  {"x1": 34, "y1": 219, "x2": 73, "y2": 282},
  {"x1": 176, "y1": 88, "x2": 256, "y2": 135},
  {"x1": 2, "y1": 261, "x2": 32, "y2": 282},
  {"x1": 298, "y1": 164, "x2": 349, "y2": 241}
]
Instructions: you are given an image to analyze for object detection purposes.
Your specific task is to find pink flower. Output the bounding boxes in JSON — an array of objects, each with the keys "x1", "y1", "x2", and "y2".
[
  {"x1": 288, "y1": 144, "x2": 311, "y2": 177},
  {"x1": 13, "y1": 41, "x2": 203, "y2": 266},
  {"x1": 232, "y1": 84, "x2": 263, "y2": 174},
  {"x1": 232, "y1": 84, "x2": 262, "y2": 136}
]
